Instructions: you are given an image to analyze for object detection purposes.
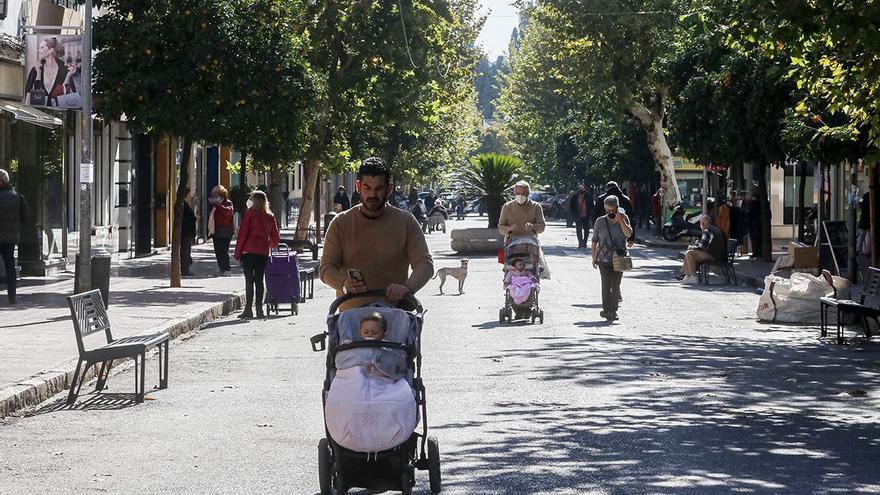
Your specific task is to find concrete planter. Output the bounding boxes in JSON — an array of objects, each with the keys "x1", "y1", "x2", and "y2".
[{"x1": 450, "y1": 228, "x2": 504, "y2": 253}]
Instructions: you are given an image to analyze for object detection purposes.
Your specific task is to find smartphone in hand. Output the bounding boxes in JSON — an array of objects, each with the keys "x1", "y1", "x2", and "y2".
[{"x1": 347, "y1": 268, "x2": 365, "y2": 284}]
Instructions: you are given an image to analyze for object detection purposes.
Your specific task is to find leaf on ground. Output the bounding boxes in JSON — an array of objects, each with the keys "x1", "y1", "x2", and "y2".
[
  {"x1": 143, "y1": 396, "x2": 157, "y2": 401},
  {"x1": 491, "y1": 356, "x2": 504, "y2": 362},
  {"x1": 257, "y1": 423, "x2": 274, "y2": 428}
]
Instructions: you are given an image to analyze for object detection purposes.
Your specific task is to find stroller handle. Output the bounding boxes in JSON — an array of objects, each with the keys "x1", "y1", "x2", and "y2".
[{"x1": 328, "y1": 289, "x2": 423, "y2": 315}]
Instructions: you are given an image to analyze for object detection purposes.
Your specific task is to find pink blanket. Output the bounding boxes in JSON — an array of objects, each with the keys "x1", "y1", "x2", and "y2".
[{"x1": 507, "y1": 275, "x2": 536, "y2": 305}]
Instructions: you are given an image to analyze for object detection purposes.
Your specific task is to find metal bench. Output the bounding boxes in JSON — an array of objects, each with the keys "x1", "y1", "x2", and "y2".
[
  {"x1": 820, "y1": 267, "x2": 880, "y2": 344},
  {"x1": 698, "y1": 238, "x2": 739, "y2": 285},
  {"x1": 66, "y1": 290, "x2": 170, "y2": 405},
  {"x1": 299, "y1": 267, "x2": 315, "y2": 303},
  {"x1": 280, "y1": 227, "x2": 319, "y2": 261}
]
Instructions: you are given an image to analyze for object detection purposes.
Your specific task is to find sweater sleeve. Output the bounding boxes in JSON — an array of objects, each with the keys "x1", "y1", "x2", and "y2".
[
  {"x1": 319, "y1": 214, "x2": 347, "y2": 291},
  {"x1": 404, "y1": 214, "x2": 434, "y2": 293},
  {"x1": 233, "y1": 211, "x2": 251, "y2": 260},
  {"x1": 498, "y1": 202, "x2": 512, "y2": 236},
  {"x1": 532, "y1": 203, "x2": 546, "y2": 234}
]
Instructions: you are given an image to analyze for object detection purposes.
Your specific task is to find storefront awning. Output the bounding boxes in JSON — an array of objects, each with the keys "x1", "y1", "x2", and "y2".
[{"x1": 0, "y1": 100, "x2": 63, "y2": 128}]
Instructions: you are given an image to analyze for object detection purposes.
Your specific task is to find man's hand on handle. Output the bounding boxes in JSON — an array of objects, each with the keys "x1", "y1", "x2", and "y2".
[{"x1": 386, "y1": 283, "x2": 411, "y2": 303}]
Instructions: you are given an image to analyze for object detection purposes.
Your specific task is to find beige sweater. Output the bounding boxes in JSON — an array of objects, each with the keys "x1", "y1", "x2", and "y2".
[
  {"x1": 320, "y1": 205, "x2": 434, "y2": 304},
  {"x1": 498, "y1": 200, "x2": 546, "y2": 238}
]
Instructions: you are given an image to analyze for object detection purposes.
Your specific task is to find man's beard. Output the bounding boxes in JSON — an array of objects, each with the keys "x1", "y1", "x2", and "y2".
[{"x1": 361, "y1": 195, "x2": 386, "y2": 212}]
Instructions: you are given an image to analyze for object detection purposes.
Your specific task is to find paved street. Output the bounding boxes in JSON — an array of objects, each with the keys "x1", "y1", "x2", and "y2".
[{"x1": 2, "y1": 217, "x2": 880, "y2": 494}]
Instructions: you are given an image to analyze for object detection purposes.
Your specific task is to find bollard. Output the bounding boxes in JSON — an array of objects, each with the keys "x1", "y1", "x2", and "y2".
[{"x1": 90, "y1": 252, "x2": 112, "y2": 307}]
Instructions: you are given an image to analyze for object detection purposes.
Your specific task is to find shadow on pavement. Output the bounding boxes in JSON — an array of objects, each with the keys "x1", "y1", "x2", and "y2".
[
  {"x1": 438, "y1": 333, "x2": 880, "y2": 494},
  {"x1": 25, "y1": 392, "x2": 142, "y2": 416}
]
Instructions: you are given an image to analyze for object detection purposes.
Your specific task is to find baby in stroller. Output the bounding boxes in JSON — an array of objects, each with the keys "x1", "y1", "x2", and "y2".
[
  {"x1": 314, "y1": 292, "x2": 441, "y2": 494},
  {"x1": 500, "y1": 253, "x2": 544, "y2": 324},
  {"x1": 504, "y1": 258, "x2": 539, "y2": 306},
  {"x1": 325, "y1": 312, "x2": 417, "y2": 454}
]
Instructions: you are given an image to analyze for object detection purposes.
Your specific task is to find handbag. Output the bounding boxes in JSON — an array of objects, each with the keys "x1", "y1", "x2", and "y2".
[
  {"x1": 55, "y1": 85, "x2": 82, "y2": 109},
  {"x1": 604, "y1": 217, "x2": 633, "y2": 272}
]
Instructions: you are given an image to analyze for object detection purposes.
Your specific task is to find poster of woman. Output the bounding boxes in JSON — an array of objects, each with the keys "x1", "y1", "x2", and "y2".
[{"x1": 23, "y1": 34, "x2": 83, "y2": 109}]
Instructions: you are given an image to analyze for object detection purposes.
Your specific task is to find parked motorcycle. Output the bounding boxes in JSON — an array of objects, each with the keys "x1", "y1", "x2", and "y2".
[{"x1": 662, "y1": 204, "x2": 702, "y2": 241}]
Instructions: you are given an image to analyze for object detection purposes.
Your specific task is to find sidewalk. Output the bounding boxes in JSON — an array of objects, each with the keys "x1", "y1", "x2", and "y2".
[{"x1": 0, "y1": 244, "x2": 316, "y2": 417}]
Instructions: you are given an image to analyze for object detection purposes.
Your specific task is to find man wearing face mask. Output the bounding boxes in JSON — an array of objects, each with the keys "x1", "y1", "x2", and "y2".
[{"x1": 498, "y1": 180, "x2": 546, "y2": 256}]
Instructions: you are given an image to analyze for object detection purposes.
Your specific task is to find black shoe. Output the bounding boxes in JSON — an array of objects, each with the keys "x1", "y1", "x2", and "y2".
[
  {"x1": 255, "y1": 311, "x2": 265, "y2": 319},
  {"x1": 238, "y1": 311, "x2": 253, "y2": 320}
]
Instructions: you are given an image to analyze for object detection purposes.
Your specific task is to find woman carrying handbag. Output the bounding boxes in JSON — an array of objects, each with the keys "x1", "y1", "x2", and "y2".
[{"x1": 591, "y1": 195, "x2": 633, "y2": 322}]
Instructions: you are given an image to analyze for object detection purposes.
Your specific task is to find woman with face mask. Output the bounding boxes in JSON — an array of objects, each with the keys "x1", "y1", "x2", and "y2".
[
  {"x1": 498, "y1": 180, "x2": 546, "y2": 246},
  {"x1": 233, "y1": 190, "x2": 280, "y2": 319},
  {"x1": 591, "y1": 195, "x2": 633, "y2": 322}
]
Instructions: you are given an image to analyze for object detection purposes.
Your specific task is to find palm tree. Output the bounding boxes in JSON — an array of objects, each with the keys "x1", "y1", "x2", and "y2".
[{"x1": 457, "y1": 153, "x2": 528, "y2": 229}]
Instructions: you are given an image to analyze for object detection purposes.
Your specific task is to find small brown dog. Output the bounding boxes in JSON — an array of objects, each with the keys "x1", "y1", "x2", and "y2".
[{"x1": 433, "y1": 259, "x2": 469, "y2": 294}]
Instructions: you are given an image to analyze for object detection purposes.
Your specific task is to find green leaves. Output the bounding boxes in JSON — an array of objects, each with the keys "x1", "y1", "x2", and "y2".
[{"x1": 457, "y1": 153, "x2": 529, "y2": 200}]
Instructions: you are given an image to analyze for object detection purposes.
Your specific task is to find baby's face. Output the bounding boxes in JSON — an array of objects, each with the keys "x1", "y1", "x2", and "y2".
[
  {"x1": 514, "y1": 262, "x2": 525, "y2": 271},
  {"x1": 360, "y1": 321, "x2": 386, "y2": 340}
]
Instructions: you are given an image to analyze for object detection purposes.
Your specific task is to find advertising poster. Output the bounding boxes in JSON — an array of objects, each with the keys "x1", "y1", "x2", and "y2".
[{"x1": 23, "y1": 34, "x2": 83, "y2": 109}]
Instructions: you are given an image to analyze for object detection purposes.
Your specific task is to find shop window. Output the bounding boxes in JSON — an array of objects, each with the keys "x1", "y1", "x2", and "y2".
[{"x1": 783, "y1": 163, "x2": 815, "y2": 225}]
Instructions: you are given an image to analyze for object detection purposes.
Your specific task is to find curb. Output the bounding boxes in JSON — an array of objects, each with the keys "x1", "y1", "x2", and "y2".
[{"x1": 0, "y1": 292, "x2": 244, "y2": 418}]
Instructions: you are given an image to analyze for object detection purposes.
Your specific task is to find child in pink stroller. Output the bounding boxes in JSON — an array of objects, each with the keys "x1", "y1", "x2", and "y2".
[{"x1": 500, "y1": 256, "x2": 543, "y2": 324}]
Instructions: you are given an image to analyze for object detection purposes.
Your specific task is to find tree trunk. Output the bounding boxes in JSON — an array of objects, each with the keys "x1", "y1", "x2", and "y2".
[
  {"x1": 268, "y1": 162, "x2": 283, "y2": 229},
  {"x1": 314, "y1": 172, "x2": 323, "y2": 244},
  {"x1": 170, "y1": 137, "x2": 193, "y2": 288},
  {"x1": 486, "y1": 195, "x2": 504, "y2": 229},
  {"x1": 626, "y1": 101, "x2": 682, "y2": 208},
  {"x1": 296, "y1": 157, "x2": 320, "y2": 239},
  {"x1": 755, "y1": 163, "x2": 773, "y2": 262}
]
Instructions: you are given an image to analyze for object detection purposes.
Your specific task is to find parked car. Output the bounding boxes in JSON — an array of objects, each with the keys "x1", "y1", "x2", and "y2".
[{"x1": 530, "y1": 191, "x2": 564, "y2": 218}]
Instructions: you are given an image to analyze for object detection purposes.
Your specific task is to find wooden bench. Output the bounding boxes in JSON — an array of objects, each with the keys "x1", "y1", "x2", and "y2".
[
  {"x1": 698, "y1": 238, "x2": 739, "y2": 285},
  {"x1": 299, "y1": 267, "x2": 315, "y2": 303},
  {"x1": 280, "y1": 227, "x2": 319, "y2": 261},
  {"x1": 820, "y1": 267, "x2": 880, "y2": 344},
  {"x1": 66, "y1": 290, "x2": 170, "y2": 405}
]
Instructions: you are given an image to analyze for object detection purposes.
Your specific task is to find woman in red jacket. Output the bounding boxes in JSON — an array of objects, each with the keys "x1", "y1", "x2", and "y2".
[
  {"x1": 208, "y1": 185, "x2": 235, "y2": 276},
  {"x1": 234, "y1": 190, "x2": 280, "y2": 319}
]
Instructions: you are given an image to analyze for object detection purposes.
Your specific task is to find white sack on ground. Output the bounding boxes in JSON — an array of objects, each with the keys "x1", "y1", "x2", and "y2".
[
  {"x1": 324, "y1": 366, "x2": 416, "y2": 453},
  {"x1": 756, "y1": 272, "x2": 851, "y2": 323}
]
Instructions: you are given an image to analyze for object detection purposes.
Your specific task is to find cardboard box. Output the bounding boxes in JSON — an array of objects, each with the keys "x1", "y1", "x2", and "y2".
[{"x1": 789, "y1": 242, "x2": 818, "y2": 268}]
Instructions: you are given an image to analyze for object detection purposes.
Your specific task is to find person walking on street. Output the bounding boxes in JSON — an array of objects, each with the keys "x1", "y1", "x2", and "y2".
[
  {"x1": 747, "y1": 194, "x2": 764, "y2": 259},
  {"x1": 566, "y1": 190, "x2": 577, "y2": 228},
  {"x1": 333, "y1": 186, "x2": 351, "y2": 211},
  {"x1": 593, "y1": 181, "x2": 634, "y2": 224},
  {"x1": 321, "y1": 157, "x2": 434, "y2": 310},
  {"x1": 678, "y1": 215, "x2": 727, "y2": 284},
  {"x1": 498, "y1": 180, "x2": 546, "y2": 257},
  {"x1": 181, "y1": 188, "x2": 197, "y2": 277},
  {"x1": 351, "y1": 189, "x2": 361, "y2": 207},
  {"x1": 411, "y1": 199, "x2": 427, "y2": 232},
  {"x1": 573, "y1": 184, "x2": 593, "y2": 248},
  {"x1": 425, "y1": 191, "x2": 436, "y2": 211},
  {"x1": 591, "y1": 195, "x2": 633, "y2": 322},
  {"x1": 0, "y1": 169, "x2": 29, "y2": 305},
  {"x1": 208, "y1": 185, "x2": 235, "y2": 276},
  {"x1": 234, "y1": 190, "x2": 280, "y2": 319},
  {"x1": 651, "y1": 188, "x2": 662, "y2": 238}
]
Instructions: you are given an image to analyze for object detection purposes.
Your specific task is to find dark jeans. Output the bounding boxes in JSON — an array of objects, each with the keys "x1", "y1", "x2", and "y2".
[
  {"x1": 750, "y1": 231, "x2": 763, "y2": 257},
  {"x1": 181, "y1": 236, "x2": 194, "y2": 274},
  {"x1": 213, "y1": 236, "x2": 232, "y2": 272},
  {"x1": 0, "y1": 242, "x2": 16, "y2": 302},
  {"x1": 576, "y1": 216, "x2": 591, "y2": 247},
  {"x1": 598, "y1": 263, "x2": 622, "y2": 316},
  {"x1": 241, "y1": 253, "x2": 268, "y2": 313}
]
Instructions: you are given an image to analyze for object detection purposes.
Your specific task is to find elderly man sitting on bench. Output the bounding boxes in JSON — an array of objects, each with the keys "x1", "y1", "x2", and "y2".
[{"x1": 679, "y1": 215, "x2": 727, "y2": 285}]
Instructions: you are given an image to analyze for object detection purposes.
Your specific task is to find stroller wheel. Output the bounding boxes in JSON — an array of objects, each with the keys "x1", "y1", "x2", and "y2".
[
  {"x1": 499, "y1": 308, "x2": 505, "y2": 324},
  {"x1": 428, "y1": 437, "x2": 442, "y2": 493},
  {"x1": 531, "y1": 311, "x2": 537, "y2": 325},
  {"x1": 539, "y1": 310, "x2": 544, "y2": 324},
  {"x1": 318, "y1": 438, "x2": 332, "y2": 495},
  {"x1": 401, "y1": 467, "x2": 414, "y2": 495}
]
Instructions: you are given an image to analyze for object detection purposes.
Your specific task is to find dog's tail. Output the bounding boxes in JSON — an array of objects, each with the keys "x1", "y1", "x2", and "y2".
[{"x1": 431, "y1": 270, "x2": 439, "y2": 280}]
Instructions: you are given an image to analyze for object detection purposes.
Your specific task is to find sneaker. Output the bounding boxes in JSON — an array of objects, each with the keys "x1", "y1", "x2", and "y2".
[{"x1": 681, "y1": 275, "x2": 699, "y2": 285}]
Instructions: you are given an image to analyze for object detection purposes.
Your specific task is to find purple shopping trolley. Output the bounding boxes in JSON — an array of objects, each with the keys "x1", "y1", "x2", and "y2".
[{"x1": 264, "y1": 245, "x2": 300, "y2": 316}]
